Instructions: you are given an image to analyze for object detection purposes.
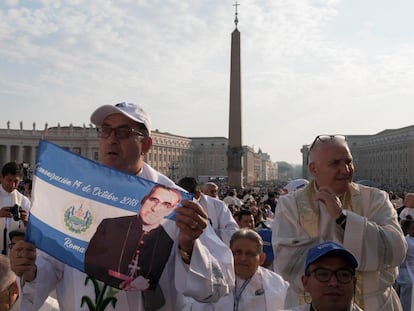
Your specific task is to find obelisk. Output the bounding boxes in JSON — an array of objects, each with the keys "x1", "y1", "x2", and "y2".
[{"x1": 227, "y1": 1, "x2": 243, "y2": 190}]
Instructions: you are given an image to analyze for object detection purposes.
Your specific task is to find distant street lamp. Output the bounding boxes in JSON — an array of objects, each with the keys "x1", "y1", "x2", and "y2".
[{"x1": 168, "y1": 161, "x2": 179, "y2": 181}]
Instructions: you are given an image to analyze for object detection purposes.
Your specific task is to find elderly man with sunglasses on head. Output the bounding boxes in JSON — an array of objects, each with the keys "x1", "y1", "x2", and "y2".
[{"x1": 272, "y1": 134, "x2": 406, "y2": 310}]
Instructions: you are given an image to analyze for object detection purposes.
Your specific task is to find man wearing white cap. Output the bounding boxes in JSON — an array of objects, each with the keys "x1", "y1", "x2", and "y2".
[{"x1": 10, "y1": 102, "x2": 234, "y2": 311}]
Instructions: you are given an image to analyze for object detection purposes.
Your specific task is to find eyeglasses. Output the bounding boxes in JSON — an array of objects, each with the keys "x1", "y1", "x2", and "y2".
[
  {"x1": 8, "y1": 242, "x2": 16, "y2": 249},
  {"x1": 309, "y1": 135, "x2": 347, "y2": 151},
  {"x1": 232, "y1": 249, "x2": 261, "y2": 258},
  {"x1": 97, "y1": 126, "x2": 145, "y2": 139},
  {"x1": 307, "y1": 135, "x2": 347, "y2": 164},
  {"x1": 306, "y1": 267, "x2": 355, "y2": 284}
]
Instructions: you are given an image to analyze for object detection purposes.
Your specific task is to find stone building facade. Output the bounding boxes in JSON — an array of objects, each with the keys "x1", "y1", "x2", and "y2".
[
  {"x1": 190, "y1": 137, "x2": 228, "y2": 183},
  {"x1": 0, "y1": 124, "x2": 99, "y2": 167},
  {"x1": 146, "y1": 130, "x2": 193, "y2": 181},
  {"x1": 0, "y1": 124, "x2": 277, "y2": 185}
]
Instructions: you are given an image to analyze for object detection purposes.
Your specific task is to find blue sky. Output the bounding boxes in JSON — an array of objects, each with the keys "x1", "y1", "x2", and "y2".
[{"x1": 1, "y1": 0, "x2": 413, "y2": 164}]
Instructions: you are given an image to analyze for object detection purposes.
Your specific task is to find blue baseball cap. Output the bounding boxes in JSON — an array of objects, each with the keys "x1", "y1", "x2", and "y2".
[{"x1": 305, "y1": 241, "x2": 358, "y2": 272}]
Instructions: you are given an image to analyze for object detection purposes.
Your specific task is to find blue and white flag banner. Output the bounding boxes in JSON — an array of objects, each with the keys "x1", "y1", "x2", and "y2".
[{"x1": 26, "y1": 140, "x2": 191, "y2": 273}]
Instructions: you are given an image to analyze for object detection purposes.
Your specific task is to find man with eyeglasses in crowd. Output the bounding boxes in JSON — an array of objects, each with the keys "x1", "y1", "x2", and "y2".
[
  {"x1": 272, "y1": 134, "x2": 406, "y2": 310},
  {"x1": 280, "y1": 241, "x2": 362, "y2": 311},
  {"x1": 9, "y1": 102, "x2": 234, "y2": 311}
]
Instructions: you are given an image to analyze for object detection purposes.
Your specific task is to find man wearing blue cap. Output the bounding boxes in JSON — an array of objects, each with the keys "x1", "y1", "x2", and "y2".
[{"x1": 281, "y1": 241, "x2": 362, "y2": 311}]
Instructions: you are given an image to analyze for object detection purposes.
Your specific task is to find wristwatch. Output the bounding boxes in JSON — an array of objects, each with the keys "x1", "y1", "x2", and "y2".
[{"x1": 335, "y1": 210, "x2": 347, "y2": 230}]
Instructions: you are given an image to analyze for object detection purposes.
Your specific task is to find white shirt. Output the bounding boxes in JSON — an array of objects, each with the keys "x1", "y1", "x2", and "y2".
[
  {"x1": 189, "y1": 266, "x2": 289, "y2": 311},
  {"x1": 199, "y1": 193, "x2": 239, "y2": 246},
  {"x1": 223, "y1": 195, "x2": 242, "y2": 208}
]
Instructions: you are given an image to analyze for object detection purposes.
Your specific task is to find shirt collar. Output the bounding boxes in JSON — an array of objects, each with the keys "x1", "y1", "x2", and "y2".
[{"x1": 0, "y1": 185, "x2": 11, "y2": 196}]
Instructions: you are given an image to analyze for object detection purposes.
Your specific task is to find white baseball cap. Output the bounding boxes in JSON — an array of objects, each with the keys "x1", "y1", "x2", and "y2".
[{"x1": 90, "y1": 102, "x2": 152, "y2": 133}]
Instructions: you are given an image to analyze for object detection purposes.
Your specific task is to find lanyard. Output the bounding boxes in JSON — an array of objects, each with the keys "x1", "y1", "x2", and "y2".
[{"x1": 233, "y1": 278, "x2": 251, "y2": 311}]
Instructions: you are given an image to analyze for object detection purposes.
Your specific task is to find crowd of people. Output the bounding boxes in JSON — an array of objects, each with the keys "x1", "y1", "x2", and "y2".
[{"x1": 0, "y1": 102, "x2": 413, "y2": 311}]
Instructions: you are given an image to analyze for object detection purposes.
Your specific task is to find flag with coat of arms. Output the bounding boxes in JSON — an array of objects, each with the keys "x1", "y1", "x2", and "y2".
[{"x1": 26, "y1": 140, "x2": 191, "y2": 288}]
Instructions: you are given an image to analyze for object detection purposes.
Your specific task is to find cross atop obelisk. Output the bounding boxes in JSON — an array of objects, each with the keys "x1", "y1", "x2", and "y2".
[
  {"x1": 227, "y1": 1, "x2": 243, "y2": 190},
  {"x1": 233, "y1": 0, "x2": 240, "y2": 27}
]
